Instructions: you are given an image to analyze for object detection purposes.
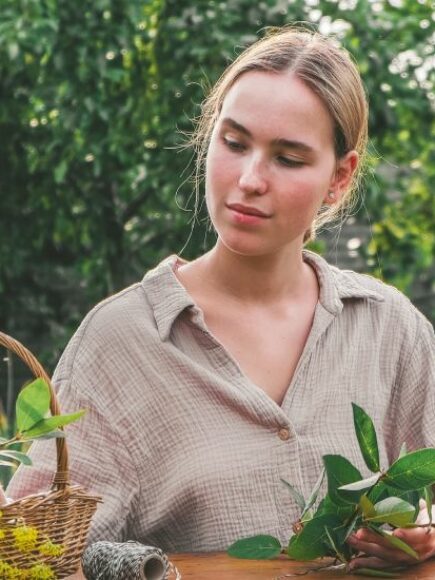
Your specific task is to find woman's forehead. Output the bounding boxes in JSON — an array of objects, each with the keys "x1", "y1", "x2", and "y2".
[{"x1": 218, "y1": 70, "x2": 335, "y2": 148}]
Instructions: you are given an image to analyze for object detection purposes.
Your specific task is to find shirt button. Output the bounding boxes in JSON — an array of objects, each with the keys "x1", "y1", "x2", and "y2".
[{"x1": 278, "y1": 428, "x2": 290, "y2": 441}]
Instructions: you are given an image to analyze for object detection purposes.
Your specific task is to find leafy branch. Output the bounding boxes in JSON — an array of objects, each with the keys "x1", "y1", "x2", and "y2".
[
  {"x1": 0, "y1": 378, "x2": 85, "y2": 471},
  {"x1": 228, "y1": 403, "x2": 435, "y2": 577}
]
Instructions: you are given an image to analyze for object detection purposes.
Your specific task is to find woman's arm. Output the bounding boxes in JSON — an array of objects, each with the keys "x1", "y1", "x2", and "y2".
[{"x1": 6, "y1": 314, "x2": 141, "y2": 544}]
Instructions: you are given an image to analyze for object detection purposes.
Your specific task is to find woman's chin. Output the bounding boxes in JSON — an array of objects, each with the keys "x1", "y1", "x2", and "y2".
[
  {"x1": 214, "y1": 229, "x2": 304, "y2": 259},
  {"x1": 216, "y1": 236, "x2": 281, "y2": 259}
]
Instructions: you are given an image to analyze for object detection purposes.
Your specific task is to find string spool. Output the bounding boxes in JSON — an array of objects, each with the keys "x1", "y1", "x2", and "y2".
[{"x1": 82, "y1": 541, "x2": 171, "y2": 580}]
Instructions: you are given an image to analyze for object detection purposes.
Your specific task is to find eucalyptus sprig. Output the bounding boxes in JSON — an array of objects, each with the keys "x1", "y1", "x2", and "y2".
[
  {"x1": 0, "y1": 378, "x2": 85, "y2": 471},
  {"x1": 228, "y1": 403, "x2": 435, "y2": 577}
]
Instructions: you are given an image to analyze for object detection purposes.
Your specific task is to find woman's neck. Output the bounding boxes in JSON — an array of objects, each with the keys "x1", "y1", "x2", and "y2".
[{"x1": 178, "y1": 240, "x2": 317, "y2": 307}]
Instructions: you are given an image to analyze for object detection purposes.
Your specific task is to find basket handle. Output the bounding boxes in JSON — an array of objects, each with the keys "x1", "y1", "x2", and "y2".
[{"x1": 0, "y1": 331, "x2": 69, "y2": 490}]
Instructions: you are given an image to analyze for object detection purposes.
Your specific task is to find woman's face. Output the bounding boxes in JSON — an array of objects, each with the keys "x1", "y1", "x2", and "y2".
[{"x1": 205, "y1": 70, "x2": 357, "y2": 258}]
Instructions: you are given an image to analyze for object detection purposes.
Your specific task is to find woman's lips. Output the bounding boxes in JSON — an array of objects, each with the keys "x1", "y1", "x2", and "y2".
[{"x1": 226, "y1": 203, "x2": 271, "y2": 225}]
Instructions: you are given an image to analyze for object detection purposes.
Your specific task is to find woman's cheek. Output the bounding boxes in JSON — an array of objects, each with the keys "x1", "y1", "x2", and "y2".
[
  {"x1": 288, "y1": 173, "x2": 329, "y2": 207},
  {"x1": 206, "y1": 156, "x2": 238, "y2": 208},
  {"x1": 280, "y1": 185, "x2": 326, "y2": 228}
]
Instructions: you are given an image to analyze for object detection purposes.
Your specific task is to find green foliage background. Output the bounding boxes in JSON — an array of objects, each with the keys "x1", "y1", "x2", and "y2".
[{"x1": 0, "y1": 0, "x2": 434, "y2": 390}]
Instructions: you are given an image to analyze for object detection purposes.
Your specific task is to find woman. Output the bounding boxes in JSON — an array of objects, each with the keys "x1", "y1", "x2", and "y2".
[{"x1": 8, "y1": 26, "x2": 435, "y2": 571}]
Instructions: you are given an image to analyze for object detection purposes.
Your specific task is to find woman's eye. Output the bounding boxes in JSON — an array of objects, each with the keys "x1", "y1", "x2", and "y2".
[
  {"x1": 223, "y1": 137, "x2": 245, "y2": 152},
  {"x1": 277, "y1": 156, "x2": 304, "y2": 168}
]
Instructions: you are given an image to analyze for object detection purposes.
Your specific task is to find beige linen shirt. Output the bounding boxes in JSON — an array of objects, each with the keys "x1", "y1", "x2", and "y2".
[{"x1": 7, "y1": 251, "x2": 435, "y2": 552}]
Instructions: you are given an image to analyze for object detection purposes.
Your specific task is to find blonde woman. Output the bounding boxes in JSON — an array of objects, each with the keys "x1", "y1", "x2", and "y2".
[{"x1": 8, "y1": 27, "x2": 435, "y2": 571}]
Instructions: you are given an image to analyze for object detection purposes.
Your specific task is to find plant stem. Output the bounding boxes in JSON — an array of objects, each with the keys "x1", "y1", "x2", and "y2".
[{"x1": 0, "y1": 435, "x2": 20, "y2": 449}]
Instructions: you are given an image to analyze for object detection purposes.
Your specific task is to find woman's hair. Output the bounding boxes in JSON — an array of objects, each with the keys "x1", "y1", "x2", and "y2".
[{"x1": 190, "y1": 25, "x2": 369, "y2": 241}]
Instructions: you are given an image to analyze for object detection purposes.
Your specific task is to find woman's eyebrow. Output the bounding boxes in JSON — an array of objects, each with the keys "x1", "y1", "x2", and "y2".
[
  {"x1": 221, "y1": 117, "x2": 251, "y2": 137},
  {"x1": 220, "y1": 117, "x2": 314, "y2": 153},
  {"x1": 273, "y1": 137, "x2": 314, "y2": 153}
]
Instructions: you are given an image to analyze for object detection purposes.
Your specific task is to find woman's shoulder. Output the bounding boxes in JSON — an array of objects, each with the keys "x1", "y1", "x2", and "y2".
[
  {"x1": 52, "y1": 282, "x2": 151, "y2": 384},
  {"x1": 55, "y1": 257, "x2": 183, "y2": 376},
  {"x1": 328, "y1": 261, "x2": 433, "y2": 336},
  {"x1": 333, "y1": 266, "x2": 407, "y2": 303},
  {"x1": 306, "y1": 251, "x2": 432, "y2": 336},
  {"x1": 58, "y1": 254, "x2": 191, "y2": 362},
  {"x1": 76, "y1": 281, "x2": 153, "y2": 344},
  {"x1": 334, "y1": 265, "x2": 415, "y2": 306},
  {"x1": 74, "y1": 255, "x2": 181, "y2": 341},
  {"x1": 308, "y1": 251, "x2": 409, "y2": 307}
]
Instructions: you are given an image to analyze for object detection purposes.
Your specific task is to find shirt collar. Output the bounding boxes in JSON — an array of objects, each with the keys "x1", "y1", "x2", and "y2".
[
  {"x1": 142, "y1": 255, "x2": 195, "y2": 341},
  {"x1": 303, "y1": 250, "x2": 385, "y2": 315},
  {"x1": 142, "y1": 252, "x2": 385, "y2": 340}
]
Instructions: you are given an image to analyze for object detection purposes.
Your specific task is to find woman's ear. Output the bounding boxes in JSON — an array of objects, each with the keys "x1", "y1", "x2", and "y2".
[{"x1": 324, "y1": 150, "x2": 359, "y2": 204}]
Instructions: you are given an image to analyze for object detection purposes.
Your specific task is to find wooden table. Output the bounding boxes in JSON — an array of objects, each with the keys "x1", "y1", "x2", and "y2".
[{"x1": 67, "y1": 552, "x2": 435, "y2": 579}]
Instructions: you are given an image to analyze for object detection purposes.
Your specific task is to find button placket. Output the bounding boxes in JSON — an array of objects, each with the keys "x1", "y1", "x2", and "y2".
[{"x1": 278, "y1": 427, "x2": 290, "y2": 441}]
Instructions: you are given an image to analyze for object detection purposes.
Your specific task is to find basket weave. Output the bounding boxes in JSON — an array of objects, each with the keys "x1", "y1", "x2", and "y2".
[{"x1": 0, "y1": 331, "x2": 101, "y2": 578}]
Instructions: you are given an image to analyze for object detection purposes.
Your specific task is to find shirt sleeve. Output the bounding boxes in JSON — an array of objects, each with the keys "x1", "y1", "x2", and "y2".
[
  {"x1": 386, "y1": 311, "x2": 435, "y2": 461},
  {"x1": 6, "y1": 322, "x2": 141, "y2": 544}
]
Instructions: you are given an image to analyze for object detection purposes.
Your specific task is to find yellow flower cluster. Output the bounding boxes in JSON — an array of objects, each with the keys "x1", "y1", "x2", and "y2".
[
  {"x1": 0, "y1": 559, "x2": 22, "y2": 580},
  {"x1": 0, "y1": 560, "x2": 55, "y2": 579},
  {"x1": 38, "y1": 541, "x2": 64, "y2": 558},
  {"x1": 26, "y1": 564, "x2": 56, "y2": 579},
  {"x1": 12, "y1": 526, "x2": 39, "y2": 553},
  {"x1": 0, "y1": 524, "x2": 65, "y2": 578}
]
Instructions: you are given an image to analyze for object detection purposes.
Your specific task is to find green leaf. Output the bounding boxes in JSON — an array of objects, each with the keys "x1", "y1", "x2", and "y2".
[
  {"x1": 323, "y1": 526, "x2": 347, "y2": 563},
  {"x1": 300, "y1": 510, "x2": 314, "y2": 524},
  {"x1": 398, "y1": 490, "x2": 420, "y2": 516},
  {"x1": 281, "y1": 479, "x2": 305, "y2": 510},
  {"x1": 359, "y1": 495, "x2": 376, "y2": 519},
  {"x1": 227, "y1": 535, "x2": 281, "y2": 559},
  {"x1": 16, "y1": 379, "x2": 51, "y2": 433},
  {"x1": 384, "y1": 449, "x2": 435, "y2": 490},
  {"x1": 368, "y1": 482, "x2": 420, "y2": 514},
  {"x1": 340, "y1": 474, "x2": 381, "y2": 493},
  {"x1": 54, "y1": 159, "x2": 68, "y2": 184},
  {"x1": 367, "y1": 497, "x2": 416, "y2": 527},
  {"x1": 398, "y1": 443, "x2": 407, "y2": 458},
  {"x1": 323, "y1": 455, "x2": 362, "y2": 506},
  {"x1": 368, "y1": 481, "x2": 390, "y2": 504},
  {"x1": 0, "y1": 450, "x2": 32, "y2": 466},
  {"x1": 316, "y1": 494, "x2": 355, "y2": 520},
  {"x1": 301, "y1": 468, "x2": 325, "y2": 519},
  {"x1": 21, "y1": 410, "x2": 86, "y2": 439},
  {"x1": 376, "y1": 529, "x2": 419, "y2": 560},
  {"x1": 338, "y1": 474, "x2": 381, "y2": 503},
  {"x1": 352, "y1": 403, "x2": 380, "y2": 473},
  {"x1": 287, "y1": 514, "x2": 342, "y2": 561},
  {"x1": 332, "y1": 521, "x2": 355, "y2": 561},
  {"x1": 0, "y1": 459, "x2": 19, "y2": 468},
  {"x1": 30, "y1": 430, "x2": 66, "y2": 441}
]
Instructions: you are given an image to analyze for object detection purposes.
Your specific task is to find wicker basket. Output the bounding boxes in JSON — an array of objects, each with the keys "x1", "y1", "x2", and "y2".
[{"x1": 0, "y1": 331, "x2": 101, "y2": 578}]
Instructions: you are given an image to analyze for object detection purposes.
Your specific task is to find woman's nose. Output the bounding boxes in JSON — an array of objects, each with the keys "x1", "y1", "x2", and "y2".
[{"x1": 238, "y1": 158, "x2": 268, "y2": 195}]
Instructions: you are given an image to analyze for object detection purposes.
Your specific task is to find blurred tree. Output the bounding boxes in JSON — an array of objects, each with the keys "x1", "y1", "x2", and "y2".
[{"x1": 0, "y1": 0, "x2": 433, "y2": 389}]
